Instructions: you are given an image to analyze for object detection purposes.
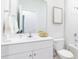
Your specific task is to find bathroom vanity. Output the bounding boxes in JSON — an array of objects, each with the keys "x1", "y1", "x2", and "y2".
[
  {"x1": 1, "y1": 35, "x2": 53, "y2": 59},
  {"x1": 2, "y1": 0, "x2": 53, "y2": 58}
]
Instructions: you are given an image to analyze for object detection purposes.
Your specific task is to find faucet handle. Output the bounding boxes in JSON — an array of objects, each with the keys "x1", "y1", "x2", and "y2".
[
  {"x1": 28, "y1": 32, "x2": 32, "y2": 38},
  {"x1": 75, "y1": 39, "x2": 78, "y2": 42},
  {"x1": 74, "y1": 33, "x2": 77, "y2": 37}
]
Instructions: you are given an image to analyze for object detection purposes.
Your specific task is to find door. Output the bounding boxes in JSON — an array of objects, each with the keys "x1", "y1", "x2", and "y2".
[
  {"x1": 2, "y1": 51, "x2": 32, "y2": 59},
  {"x1": 23, "y1": 11, "x2": 39, "y2": 33},
  {"x1": 33, "y1": 47, "x2": 53, "y2": 59}
]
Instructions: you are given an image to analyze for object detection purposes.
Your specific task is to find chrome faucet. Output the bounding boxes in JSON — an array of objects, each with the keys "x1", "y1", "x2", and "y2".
[{"x1": 28, "y1": 32, "x2": 32, "y2": 38}]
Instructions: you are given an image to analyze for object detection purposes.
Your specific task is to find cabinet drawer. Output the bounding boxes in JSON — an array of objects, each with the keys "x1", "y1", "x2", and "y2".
[
  {"x1": 32, "y1": 40, "x2": 53, "y2": 50},
  {"x1": 2, "y1": 51, "x2": 32, "y2": 59},
  {"x1": 1, "y1": 43, "x2": 33, "y2": 57},
  {"x1": 2, "y1": 40, "x2": 53, "y2": 56}
]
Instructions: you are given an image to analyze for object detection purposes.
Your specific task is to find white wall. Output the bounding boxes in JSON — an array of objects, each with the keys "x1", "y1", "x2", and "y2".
[
  {"x1": 65, "y1": 0, "x2": 78, "y2": 46},
  {"x1": 1, "y1": 0, "x2": 5, "y2": 33},
  {"x1": 47, "y1": 0, "x2": 64, "y2": 38}
]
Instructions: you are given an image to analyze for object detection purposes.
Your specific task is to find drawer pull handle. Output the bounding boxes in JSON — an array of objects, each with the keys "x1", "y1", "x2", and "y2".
[
  {"x1": 29, "y1": 54, "x2": 32, "y2": 57},
  {"x1": 34, "y1": 53, "x2": 36, "y2": 56}
]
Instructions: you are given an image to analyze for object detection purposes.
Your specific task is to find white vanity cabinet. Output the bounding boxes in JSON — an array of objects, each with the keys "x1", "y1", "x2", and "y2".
[{"x1": 1, "y1": 40, "x2": 53, "y2": 59}]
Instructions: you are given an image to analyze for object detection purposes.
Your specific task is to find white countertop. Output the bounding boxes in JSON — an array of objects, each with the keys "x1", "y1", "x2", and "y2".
[{"x1": 1, "y1": 33, "x2": 53, "y2": 45}]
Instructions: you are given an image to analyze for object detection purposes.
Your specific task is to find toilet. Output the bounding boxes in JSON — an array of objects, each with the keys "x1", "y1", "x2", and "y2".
[{"x1": 53, "y1": 38, "x2": 74, "y2": 59}]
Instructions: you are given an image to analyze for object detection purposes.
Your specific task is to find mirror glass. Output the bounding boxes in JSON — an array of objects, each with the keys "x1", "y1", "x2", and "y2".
[
  {"x1": 3, "y1": 0, "x2": 47, "y2": 34},
  {"x1": 18, "y1": 0, "x2": 47, "y2": 33}
]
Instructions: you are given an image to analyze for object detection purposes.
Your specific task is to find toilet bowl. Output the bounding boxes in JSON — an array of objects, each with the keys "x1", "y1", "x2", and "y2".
[
  {"x1": 53, "y1": 38, "x2": 74, "y2": 59},
  {"x1": 57, "y1": 49, "x2": 74, "y2": 59}
]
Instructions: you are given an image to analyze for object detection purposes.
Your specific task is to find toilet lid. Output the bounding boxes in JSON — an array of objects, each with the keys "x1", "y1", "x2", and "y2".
[{"x1": 57, "y1": 49, "x2": 74, "y2": 58}]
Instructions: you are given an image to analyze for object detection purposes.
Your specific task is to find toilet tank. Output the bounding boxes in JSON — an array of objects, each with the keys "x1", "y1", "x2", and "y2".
[{"x1": 53, "y1": 38, "x2": 64, "y2": 50}]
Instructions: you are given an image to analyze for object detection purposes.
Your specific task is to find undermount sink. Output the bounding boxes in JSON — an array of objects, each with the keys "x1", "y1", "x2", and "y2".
[
  {"x1": 2, "y1": 39, "x2": 11, "y2": 42},
  {"x1": 1, "y1": 33, "x2": 52, "y2": 45}
]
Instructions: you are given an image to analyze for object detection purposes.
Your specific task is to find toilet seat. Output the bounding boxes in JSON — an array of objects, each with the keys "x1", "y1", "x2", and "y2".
[{"x1": 57, "y1": 49, "x2": 74, "y2": 58}]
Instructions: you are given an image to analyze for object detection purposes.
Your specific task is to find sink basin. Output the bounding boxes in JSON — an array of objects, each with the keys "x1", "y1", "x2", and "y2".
[
  {"x1": 1, "y1": 33, "x2": 53, "y2": 45},
  {"x1": 2, "y1": 40, "x2": 11, "y2": 42}
]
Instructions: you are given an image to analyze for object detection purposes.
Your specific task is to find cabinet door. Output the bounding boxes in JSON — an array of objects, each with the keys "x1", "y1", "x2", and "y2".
[
  {"x1": 33, "y1": 47, "x2": 53, "y2": 59},
  {"x1": 2, "y1": 51, "x2": 32, "y2": 59}
]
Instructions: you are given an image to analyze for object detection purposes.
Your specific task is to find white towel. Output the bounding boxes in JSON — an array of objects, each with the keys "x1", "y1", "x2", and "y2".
[
  {"x1": 4, "y1": 13, "x2": 12, "y2": 34},
  {"x1": 4, "y1": 13, "x2": 19, "y2": 34}
]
